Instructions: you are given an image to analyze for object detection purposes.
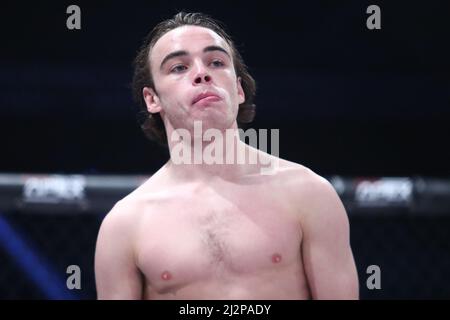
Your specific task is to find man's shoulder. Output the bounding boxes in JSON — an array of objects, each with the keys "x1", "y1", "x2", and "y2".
[
  {"x1": 275, "y1": 158, "x2": 327, "y2": 187},
  {"x1": 102, "y1": 174, "x2": 167, "y2": 222},
  {"x1": 119, "y1": 164, "x2": 178, "y2": 201},
  {"x1": 109, "y1": 166, "x2": 193, "y2": 216},
  {"x1": 273, "y1": 159, "x2": 340, "y2": 211}
]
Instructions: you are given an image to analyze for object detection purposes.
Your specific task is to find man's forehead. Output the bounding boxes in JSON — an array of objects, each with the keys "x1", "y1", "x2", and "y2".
[{"x1": 150, "y1": 26, "x2": 230, "y2": 64}]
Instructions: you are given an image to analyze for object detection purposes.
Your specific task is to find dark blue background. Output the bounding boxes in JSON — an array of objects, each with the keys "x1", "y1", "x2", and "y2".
[{"x1": 1, "y1": 0, "x2": 449, "y2": 176}]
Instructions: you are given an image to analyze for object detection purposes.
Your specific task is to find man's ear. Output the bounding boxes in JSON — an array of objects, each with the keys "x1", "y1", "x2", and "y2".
[
  {"x1": 237, "y1": 77, "x2": 245, "y2": 104},
  {"x1": 143, "y1": 87, "x2": 162, "y2": 114}
]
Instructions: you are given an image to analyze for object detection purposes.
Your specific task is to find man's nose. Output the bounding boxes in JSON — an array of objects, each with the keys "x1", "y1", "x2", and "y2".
[
  {"x1": 194, "y1": 74, "x2": 211, "y2": 84},
  {"x1": 192, "y1": 63, "x2": 212, "y2": 85}
]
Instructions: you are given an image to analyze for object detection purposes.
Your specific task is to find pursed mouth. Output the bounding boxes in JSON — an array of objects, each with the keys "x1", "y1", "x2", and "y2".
[{"x1": 192, "y1": 93, "x2": 222, "y2": 105}]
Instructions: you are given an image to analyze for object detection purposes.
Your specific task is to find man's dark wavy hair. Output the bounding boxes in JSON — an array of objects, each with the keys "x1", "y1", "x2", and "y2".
[{"x1": 131, "y1": 12, "x2": 256, "y2": 145}]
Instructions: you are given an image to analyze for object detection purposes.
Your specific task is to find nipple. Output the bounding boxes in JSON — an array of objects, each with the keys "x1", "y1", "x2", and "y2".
[
  {"x1": 161, "y1": 270, "x2": 172, "y2": 281},
  {"x1": 272, "y1": 253, "x2": 282, "y2": 263}
]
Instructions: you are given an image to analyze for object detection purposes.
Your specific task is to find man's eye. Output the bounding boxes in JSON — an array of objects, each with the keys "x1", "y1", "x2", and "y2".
[
  {"x1": 210, "y1": 60, "x2": 224, "y2": 67},
  {"x1": 170, "y1": 65, "x2": 187, "y2": 73}
]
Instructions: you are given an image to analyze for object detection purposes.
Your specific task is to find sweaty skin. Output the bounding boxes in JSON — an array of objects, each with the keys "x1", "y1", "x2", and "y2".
[{"x1": 94, "y1": 25, "x2": 359, "y2": 300}]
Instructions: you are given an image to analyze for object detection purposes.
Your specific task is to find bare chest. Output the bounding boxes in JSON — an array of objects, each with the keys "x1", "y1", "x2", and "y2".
[{"x1": 136, "y1": 193, "x2": 302, "y2": 293}]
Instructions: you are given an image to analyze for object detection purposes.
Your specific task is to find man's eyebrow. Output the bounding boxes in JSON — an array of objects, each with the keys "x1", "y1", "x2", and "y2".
[
  {"x1": 159, "y1": 46, "x2": 231, "y2": 70},
  {"x1": 159, "y1": 50, "x2": 189, "y2": 70},
  {"x1": 203, "y1": 45, "x2": 231, "y2": 58}
]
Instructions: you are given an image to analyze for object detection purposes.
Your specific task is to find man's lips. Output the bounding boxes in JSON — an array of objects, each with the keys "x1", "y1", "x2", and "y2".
[{"x1": 192, "y1": 92, "x2": 222, "y2": 105}]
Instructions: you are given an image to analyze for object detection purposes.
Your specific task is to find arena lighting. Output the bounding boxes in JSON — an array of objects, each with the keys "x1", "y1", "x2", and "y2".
[{"x1": 0, "y1": 214, "x2": 78, "y2": 299}]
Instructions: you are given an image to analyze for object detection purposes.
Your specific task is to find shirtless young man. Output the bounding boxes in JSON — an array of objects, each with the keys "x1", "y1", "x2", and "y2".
[{"x1": 94, "y1": 12, "x2": 359, "y2": 300}]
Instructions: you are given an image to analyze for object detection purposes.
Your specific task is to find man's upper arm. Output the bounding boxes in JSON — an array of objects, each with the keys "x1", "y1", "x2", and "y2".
[
  {"x1": 95, "y1": 202, "x2": 143, "y2": 299},
  {"x1": 300, "y1": 175, "x2": 359, "y2": 299}
]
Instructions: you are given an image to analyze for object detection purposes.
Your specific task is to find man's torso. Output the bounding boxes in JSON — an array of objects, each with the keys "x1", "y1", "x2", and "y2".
[{"x1": 125, "y1": 164, "x2": 312, "y2": 299}]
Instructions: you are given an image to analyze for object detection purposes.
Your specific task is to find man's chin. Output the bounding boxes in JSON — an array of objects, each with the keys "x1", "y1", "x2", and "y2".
[{"x1": 195, "y1": 117, "x2": 234, "y2": 131}]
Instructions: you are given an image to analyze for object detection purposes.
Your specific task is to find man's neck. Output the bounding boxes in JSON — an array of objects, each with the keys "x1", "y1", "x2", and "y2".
[
  {"x1": 165, "y1": 137, "x2": 254, "y2": 183},
  {"x1": 162, "y1": 120, "x2": 275, "y2": 183}
]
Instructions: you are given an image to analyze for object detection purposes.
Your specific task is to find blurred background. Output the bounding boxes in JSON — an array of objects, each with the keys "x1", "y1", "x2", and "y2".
[{"x1": 0, "y1": 0, "x2": 449, "y2": 299}]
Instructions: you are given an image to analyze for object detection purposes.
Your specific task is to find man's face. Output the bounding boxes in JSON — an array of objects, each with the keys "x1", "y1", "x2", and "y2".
[{"x1": 146, "y1": 25, "x2": 245, "y2": 133}]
